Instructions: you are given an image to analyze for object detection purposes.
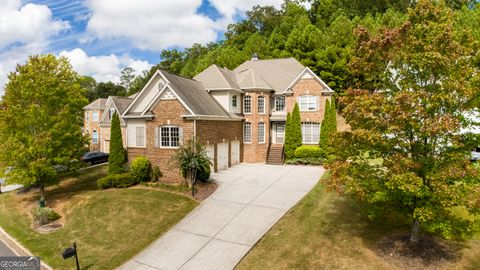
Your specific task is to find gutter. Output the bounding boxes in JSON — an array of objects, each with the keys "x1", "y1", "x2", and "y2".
[{"x1": 181, "y1": 115, "x2": 244, "y2": 121}]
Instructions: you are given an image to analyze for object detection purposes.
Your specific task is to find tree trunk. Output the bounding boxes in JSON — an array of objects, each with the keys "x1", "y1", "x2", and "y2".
[
  {"x1": 39, "y1": 185, "x2": 46, "y2": 207},
  {"x1": 410, "y1": 219, "x2": 420, "y2": 243},
  {"x1": 191, "y1": 168, "x2": 197, "y2": 197}
]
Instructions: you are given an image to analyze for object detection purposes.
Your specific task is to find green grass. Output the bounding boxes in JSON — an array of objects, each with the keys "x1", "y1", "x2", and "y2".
[
  {"x1": 236, "y1": 173, "x2": 480, "y2": 270},
  {"x1": 0, "y1": 165, "x2": 198, "y2": 270}
]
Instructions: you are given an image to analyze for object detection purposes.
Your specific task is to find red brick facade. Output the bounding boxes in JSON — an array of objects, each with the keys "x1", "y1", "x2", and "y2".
[
  {"x1": 84, "y1": 110, "x2": 103, "y2": 151},
  {"x1": 243, "y1": 91, "x2": 271, "y2": 163}
]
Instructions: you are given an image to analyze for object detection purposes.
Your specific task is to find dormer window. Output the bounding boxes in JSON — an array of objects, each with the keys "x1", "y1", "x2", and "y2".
[
  {"x1": 274, "y1": 96, "x2": 285, "y2": 112},
  {"x1": 232, "y1": 95, "x2": 237, "y2": 108}
]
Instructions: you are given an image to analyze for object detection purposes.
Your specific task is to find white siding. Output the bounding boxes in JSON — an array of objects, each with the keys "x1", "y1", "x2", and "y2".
[
  {"x1": 127, "y1": 119, "x2": 146, "y2": 147},
  {"x1": 211, "y1": 91, "x2": 229, "y2": 112}
]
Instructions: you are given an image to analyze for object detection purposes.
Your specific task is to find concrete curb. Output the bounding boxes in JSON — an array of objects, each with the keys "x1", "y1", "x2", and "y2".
[{"x1": 0, "y1": 226, "x2": 53, "y2": 270}]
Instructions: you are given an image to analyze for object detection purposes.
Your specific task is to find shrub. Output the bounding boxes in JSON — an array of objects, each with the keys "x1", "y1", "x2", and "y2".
[
  {"x1": 285, "y1": 103, "x2": 302, "y2": 159},
  {"x1": 32, "y1": 207, "x2": 61, "y2": 225},
  {"x1": 151, "y1": 166, "x2": 162, "y2": 182},
  {"x1": 109, "y1": 113, "x2": 128, "y2": 174},
  {"x1": 294, "y1": 145, "x2": 325, "y2": 158},
  {"x1": 130, "y1": 156, "x2": 152, "y2": 183},
  {"x1": 285, "y1": 157, "x2": 324, "y2": 165},
  {"x1": 180, "y1": 164, "x2": 210, "y2": 182},
  {"x1": 97, "y1": 172, "x2": 135, "y2": 189}
]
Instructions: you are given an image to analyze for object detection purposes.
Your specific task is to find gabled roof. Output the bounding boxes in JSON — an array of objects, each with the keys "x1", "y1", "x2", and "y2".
[
  {"x1": 123, "y1": 69, "x2": 236, "y2": 119},
  {"x1": 83, "y1": 98, "x2": 107, "y2": 110},
  {"x1": 111, "y1": 96, "x2": 133, "y2": 115},
  {"x1": 99, "y1": 96, "x2": 133, "y2": 125},
  {"x1": 233, "y1": 58, "x2": 305, "y2": 93},
  {"x1": 193, "y1": 64, "x2": 241, "y2": 91}
]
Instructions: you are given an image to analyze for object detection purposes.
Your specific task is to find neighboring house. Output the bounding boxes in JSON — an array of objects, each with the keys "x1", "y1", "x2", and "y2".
[
  {"x1": 83, "y1": 98, "x2": 107, "y2": 152},
  {"x1": 83, "y1": 56, "x2": 334, "y2": 182}
]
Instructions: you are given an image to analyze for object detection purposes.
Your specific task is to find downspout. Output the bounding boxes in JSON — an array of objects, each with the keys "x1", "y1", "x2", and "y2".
[{"x1": 193, "y1": 118, "x2": 197, "y2": 144}]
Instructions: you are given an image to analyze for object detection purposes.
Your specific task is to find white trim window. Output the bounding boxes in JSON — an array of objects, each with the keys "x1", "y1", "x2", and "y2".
[
  {"x1": 302, "y1": 122, "x2": 320, "y2": 144},
  {"x1": 160, "y1": 126, "x2": 181, "y2": 148},
  {"x1": 258, "y1": 122, "x2": 265, "y2": 143},
  {"x1": 243, "y1": 122, "x2": 252, "y2": 143},
  {"x1": 258, "y1": 96, "x2": 265, "y2": 114},
  {"x1": 92, "y1": 111, "x2": 99, "y2": 121},
  {"x1": 274, "y1": 96, "x2": 285, "y2": 112},
  {"x1": 299, "y1": 95, "x2": 317, "y2": 111},
  {"x1": 92, "y1": 130, "x2": 98, "y2": 144},
  {"x1": 232, "y1": 95, "x2": 237, "y2": 108},
  {"x1": 136, "y1": 127, "x2": 145, "y2": 147},
  {"x1": 244, "y1": 95, "x2": 251, "y2": 114}
]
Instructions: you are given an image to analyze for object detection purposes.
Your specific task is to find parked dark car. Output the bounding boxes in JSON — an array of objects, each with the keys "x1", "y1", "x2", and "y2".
[
  {"x1": 471, "y1": 151, "x2": 480, "y2": 162},
  {"x1": 81, "y1": 152, "x2": 109, "y2": 166}
]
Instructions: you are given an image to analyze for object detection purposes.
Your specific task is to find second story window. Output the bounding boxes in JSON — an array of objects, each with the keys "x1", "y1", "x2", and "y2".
[
  {"x1": 92, "y1": 111, "x2": 99, "y2": 121},
  {"x1": 274, "y1": 96, "x2": 285, "y2": 112},
  {"x1": 243, "y1": 122, "x2": 252, "y2": 143},
  {"x1": 299, "y1": 95, "x2": 317, "y2": 112},
  {"x1": 85, "y1": 112, "x2": 89, "y2": 121},
  {"x1": 244, "y1": 95, "x2": 251, "y2": 114},
  {"x1": 92, "y1": 130, "x2": 98, "y2": 144},
  {"x1": 232, "y1": 95, "x2": 237, "y2": 108},
  {"x1": 258, "y1": 96, "x2": 265, "y2": 114}
]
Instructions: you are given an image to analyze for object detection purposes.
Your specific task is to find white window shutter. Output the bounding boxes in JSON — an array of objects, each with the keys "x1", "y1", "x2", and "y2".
[
  {"x1": 316, "y1": 96, "x2": 320, "y2": 111},
  {"x1": 154, "y1": 127, "x2": 159, "y2": 148},
  {"x1": 179, "y1": 127, "x2": 184, "y2": 145}
]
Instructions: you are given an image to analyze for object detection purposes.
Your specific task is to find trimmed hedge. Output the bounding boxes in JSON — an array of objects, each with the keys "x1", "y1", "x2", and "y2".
[
  {"x1": 97, "y1": 173, "x2": 136, "y2": 189},
  {"x1": 294, "y1": 145, "x2": 325, "y2": 158},
  {"x1": 130, "y1": 156, "x2": 152, "y2": 183}
]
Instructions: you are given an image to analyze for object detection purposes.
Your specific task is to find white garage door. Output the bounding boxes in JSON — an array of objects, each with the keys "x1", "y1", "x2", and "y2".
[
  {"x1": 231, "y1": 140, "x2": 240, "y2": 165},
  {"x1": 206, "y1": 144, "x2": 214, "y2": 172},
  {"x1": 217, "y1": 143, "x2": 228, "y2": 171}
]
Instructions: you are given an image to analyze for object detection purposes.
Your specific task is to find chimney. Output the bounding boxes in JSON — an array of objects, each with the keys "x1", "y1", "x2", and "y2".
[{"x1": 251, "y1": 53, "x2": 259, "y2": 61}]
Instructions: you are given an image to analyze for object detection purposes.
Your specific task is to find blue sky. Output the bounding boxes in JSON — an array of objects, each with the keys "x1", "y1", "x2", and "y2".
[{"x1": 0, "y1": 0, "x2": 284, "y2": 93}]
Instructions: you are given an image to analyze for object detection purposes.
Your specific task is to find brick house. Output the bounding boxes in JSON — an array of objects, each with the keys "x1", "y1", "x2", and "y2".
[{"x1": 83, "y1": 57, "x2": 333, "y2": 181}]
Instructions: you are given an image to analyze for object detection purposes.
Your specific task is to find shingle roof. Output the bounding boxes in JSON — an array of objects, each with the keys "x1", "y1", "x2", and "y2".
[
  {"x1": 193, "y1": 64, "x2": 241, "y2": 91},
  {"x1": 83, "y1": 98, "x2": 107, "y2": 110},
  {"x1": 236, "y1": 68, "x2": 274, "y2": 90},
  {"x1": 159, "y1": 70, "x2": 232, "y2": 117},
  {"x1": 111, "y1": 96, "x2": 133, "y2": 115},
  {"x1": 233, "y1": 58, "x2": 305, "y2": 93}
]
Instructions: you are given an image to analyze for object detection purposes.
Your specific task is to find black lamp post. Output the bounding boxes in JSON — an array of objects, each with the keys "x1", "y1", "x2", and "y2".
[{"x1": 62, "y1": 242, "x2": 80, "y2": 270}]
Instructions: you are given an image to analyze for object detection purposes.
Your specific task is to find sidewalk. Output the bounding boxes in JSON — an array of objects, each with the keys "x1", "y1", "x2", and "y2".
[{"x1": 118, "y1": 164, "x2": 324, "y2": 270}]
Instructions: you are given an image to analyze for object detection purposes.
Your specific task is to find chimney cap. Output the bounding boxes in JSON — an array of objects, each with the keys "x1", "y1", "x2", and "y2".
[{"x1": 251, "y1": 53, "x2": 259, "y2": 61}]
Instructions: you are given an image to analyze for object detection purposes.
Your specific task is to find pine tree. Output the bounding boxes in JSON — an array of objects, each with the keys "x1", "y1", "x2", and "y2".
[
  {"x1": 108, "y1": 113, "x2": 127, "y2": 174},
  {"x1": 329, "y1": 97, "x2": 337, "y2": 132},
  {"x1": 284, "y1": 112, "x2": 294, "y2": 159},
  {"x1": 320, "y1": 99, "x2": 331, "y2": 149},
  {"x1": 291, "y1": 103, "x2": 302, "y2": 151}
]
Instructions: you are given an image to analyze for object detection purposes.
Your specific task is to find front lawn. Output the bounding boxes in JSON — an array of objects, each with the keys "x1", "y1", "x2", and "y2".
[
  {"x1": 237, "y1": 173, "x2": 480, "y2": 270},
  {"x1": 0, "y1": 165, "x2": 198, "y2": 269}
]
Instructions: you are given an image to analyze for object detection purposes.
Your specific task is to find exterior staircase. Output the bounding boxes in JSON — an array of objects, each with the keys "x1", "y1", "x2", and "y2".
[{"x1": 266, "y1": 144, "x2": 284, "y2": 165}]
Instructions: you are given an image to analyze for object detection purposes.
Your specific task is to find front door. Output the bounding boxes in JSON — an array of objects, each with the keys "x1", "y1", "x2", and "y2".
[{"x1": 273, "y1": 123, "x2": 285, "y2": 144}]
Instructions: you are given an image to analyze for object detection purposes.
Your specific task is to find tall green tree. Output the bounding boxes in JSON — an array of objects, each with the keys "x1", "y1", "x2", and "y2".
[
  {"x1": 320, "y1": 99, "x2": 331, "y2": 148},
  {"x1": 291, "y1": 103, "x2": 302, "y2": 152},
  {"x1": 284, "y1": 112, "x2": 294, "y2": 158},
  {"x1": 119, "y1": 67, "x2": 136, "y2": 92},
  {"x1": 327, "y1": 0, "x2": 480, "y2": 242},
  {"x1": 0, "y1": 55, "x2": 87, "y2": 206},
  {"x1": 108, "y1": 113, "x2": 127, "y2": 174}
]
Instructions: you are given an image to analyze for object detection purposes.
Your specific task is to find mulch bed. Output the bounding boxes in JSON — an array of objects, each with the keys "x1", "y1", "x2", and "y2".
[
  {"x1": 375, "y1": 233, "x2": 462, "y2": 269},
  {"x1": 193, "y1": 181, "x2": 217, "y2": 201}
]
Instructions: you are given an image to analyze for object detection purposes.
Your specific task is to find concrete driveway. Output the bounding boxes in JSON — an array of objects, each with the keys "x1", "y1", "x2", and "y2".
[{"x1": 119, "y1": 163, "x2": 324, "y2": 270}]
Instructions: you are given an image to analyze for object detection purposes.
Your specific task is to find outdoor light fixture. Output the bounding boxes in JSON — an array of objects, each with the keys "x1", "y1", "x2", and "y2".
[{"x1": 62, "y1": 242, "x2": 80, "y2": 270}]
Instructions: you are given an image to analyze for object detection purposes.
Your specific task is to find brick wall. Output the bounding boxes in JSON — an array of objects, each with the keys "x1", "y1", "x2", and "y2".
[
  {"x1": 84, "y1": 109, "x2": 103, "y2": 151},
  {"x1": 242, "y1": 91, "x2": 272, "y2": 163},
  {"x1": 285, "y1": 78, "x2": 332, "y2": 127}
]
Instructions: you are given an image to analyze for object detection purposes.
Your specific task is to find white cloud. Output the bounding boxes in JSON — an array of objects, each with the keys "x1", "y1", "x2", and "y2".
[
  {"x1": 0, "y1": 0, "x2": 69, "y2": 48},
  {"x1": 84, "y1": 0, "x2": 287, "y2": 52},
  {"x1": 59, "y1": 48, "x2": 152, "y2": 83},
  {"x1": 0, "y1": 0, "x2": 69, "y2": 95},
  {"x1": 85, "y1": 0, "x2": 218, "y2": 51}
]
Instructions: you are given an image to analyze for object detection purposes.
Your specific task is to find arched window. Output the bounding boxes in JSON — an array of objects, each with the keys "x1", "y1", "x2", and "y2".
[
  {"x1": 244, "y1": 95, "x2": 251, "y2": 114},
  {"x1": 258, "y1": 96, "x2": 265, "y2": 114}
]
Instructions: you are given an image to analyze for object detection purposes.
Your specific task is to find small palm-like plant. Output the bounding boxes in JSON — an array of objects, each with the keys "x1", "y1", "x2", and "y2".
[{"x1": 172, "y1": 139, "x2": 212, "y2": 197}]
